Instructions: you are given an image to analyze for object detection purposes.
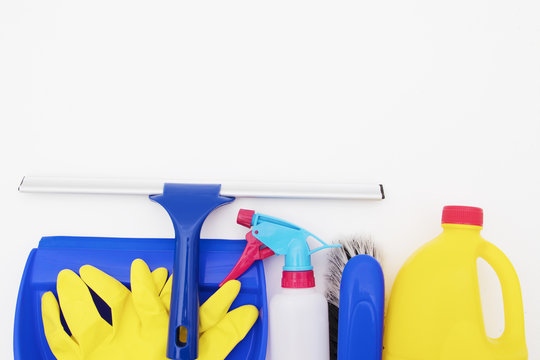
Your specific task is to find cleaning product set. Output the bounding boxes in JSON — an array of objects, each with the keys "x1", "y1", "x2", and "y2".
[
  {"x1": 14, "y1": 177, "x2": 529, "y2": 360},
  {"x1": 15, "y1": 177, "x2": 384, "y2": 360}
]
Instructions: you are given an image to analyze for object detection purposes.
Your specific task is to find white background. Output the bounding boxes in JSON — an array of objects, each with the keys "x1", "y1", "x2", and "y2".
[{"x1": 1, "y1": 0, "x2": 539, "y2": 359}]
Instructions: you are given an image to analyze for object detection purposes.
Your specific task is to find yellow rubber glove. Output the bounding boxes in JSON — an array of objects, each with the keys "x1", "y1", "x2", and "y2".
[
  {"x1": 157, "y1": 276, "x2": 259, "y2": 360},
  {"x1": 41, "y1": 259, "x2": 259, "y2": 360}
]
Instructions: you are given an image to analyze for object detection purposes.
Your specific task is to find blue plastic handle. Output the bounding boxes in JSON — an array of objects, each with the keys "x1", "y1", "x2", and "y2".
[
  {"x1": 151, "y1": 184, "x2": 233, "y2": 360},
  {"x1": 338, "y1": 255, "x2": 385, "y2": 360}
]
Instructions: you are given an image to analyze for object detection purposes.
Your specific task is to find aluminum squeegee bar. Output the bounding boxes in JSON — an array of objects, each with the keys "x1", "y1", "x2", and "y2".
[{"x1": 19, "y1": 176, "x2": 384, "y2": 200}]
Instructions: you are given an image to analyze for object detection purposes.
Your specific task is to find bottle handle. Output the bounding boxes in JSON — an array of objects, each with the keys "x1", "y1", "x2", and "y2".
[{"x1": 477, "y1": 241, "x2": 526, "y2": 346}]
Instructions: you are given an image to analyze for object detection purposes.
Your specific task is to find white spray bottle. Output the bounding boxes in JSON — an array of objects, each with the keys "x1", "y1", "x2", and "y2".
[{"x1": 220, "y1": 209, "x2": 339, "y2": 360}]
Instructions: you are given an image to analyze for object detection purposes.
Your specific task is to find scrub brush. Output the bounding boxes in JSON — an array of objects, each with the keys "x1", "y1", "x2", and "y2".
[{"x1": 326, "y1": 236, "x2": 384, "y2": 360}]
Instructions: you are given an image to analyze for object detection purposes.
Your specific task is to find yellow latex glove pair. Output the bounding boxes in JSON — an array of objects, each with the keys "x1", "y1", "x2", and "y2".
[{"x1": 41, "y1": 259, "x2": 258, "y2": 360}]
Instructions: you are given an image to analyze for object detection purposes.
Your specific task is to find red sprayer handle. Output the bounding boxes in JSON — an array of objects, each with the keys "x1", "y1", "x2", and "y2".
[{"x1": 220, "y1": 231, "x2": 275, "y2": 286}]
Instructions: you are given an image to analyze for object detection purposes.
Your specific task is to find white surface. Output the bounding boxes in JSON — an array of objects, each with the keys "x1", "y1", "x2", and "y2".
[
  {"x1": 1, "y1": 0, "x2": 539, "y2": 359},
  {"x1": 269, "y1": 288, "x2": 329, "y2": 360},
  {"x1": 19, "y1": 176, "x2": 383, "y2": 199}
]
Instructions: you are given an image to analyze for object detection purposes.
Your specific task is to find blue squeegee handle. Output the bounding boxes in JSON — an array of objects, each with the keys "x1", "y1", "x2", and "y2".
[{"x1": 150, "y1": 184, "x2": 234, "y2": 360}]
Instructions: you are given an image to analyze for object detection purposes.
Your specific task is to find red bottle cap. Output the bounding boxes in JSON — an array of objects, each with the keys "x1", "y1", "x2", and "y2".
[
  {"x1": 282, "y1": 271, "x2": 315, "y2": 288},
  {"x1": 237, "y1": 209, "x2": 255, "y2": 228},
  {"x1": 442, "y1": 206, "x2": 483, "y2": 226}
]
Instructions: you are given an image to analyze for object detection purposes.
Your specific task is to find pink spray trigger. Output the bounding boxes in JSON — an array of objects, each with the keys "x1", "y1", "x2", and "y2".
[{"x1": 220, "y1": 231, "x2": 275, "y2": 287}]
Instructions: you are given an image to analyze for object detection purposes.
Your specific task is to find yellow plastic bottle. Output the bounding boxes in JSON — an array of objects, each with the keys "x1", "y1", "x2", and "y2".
[{"x1": 382, "y1": 206, "x2": 528, "y2": 360}]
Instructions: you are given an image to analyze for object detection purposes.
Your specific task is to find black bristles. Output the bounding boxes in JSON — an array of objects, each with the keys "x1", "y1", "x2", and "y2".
[{"x1": 328, "y1": 302, "x2": 339, "y2": 359}]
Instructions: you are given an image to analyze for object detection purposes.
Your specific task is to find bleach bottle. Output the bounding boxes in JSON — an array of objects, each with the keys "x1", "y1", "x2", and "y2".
[
  {"x1": 383, "y1": 206, "x2": 528, "y2": 360},
  {"x1": 220, "y1": 209, "x2": 339, "y2": 360}
]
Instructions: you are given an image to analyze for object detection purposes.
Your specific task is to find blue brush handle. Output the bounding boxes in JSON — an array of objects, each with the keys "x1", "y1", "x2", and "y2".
[
  {"x1": 338, "y1": 255, "x2": 385, "y2": 360},
  {"x1": 151, "y1": 184, "x2": 233, "y2": 360}
]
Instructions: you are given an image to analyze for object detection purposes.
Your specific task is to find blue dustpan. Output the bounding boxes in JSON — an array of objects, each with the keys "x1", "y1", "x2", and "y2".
[{"x1": 13, "y1": 236, "x2": 268, "y2": 360}]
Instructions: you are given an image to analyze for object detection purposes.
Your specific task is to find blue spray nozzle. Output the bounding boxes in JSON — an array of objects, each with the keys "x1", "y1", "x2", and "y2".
[
  {"x1": 224, "y1": 209, "x2": 340, "y2": 285},
  {"x1": 251, "y1": 214, "x2": 339, "y2": 271}
]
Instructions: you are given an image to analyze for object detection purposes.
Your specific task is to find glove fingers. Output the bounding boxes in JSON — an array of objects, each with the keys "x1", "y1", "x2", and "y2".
[
  {"x1": 131, "y1": 259, "x2": 167, "y2": 323},
  {"x1": 41, "y1": 291, "x2": 80, "y2": 360},
  {"x1": 152, "y1": 267, "x2": 169, "y2": 294},
  {"x1": 198, "y1": 305, "x2": 259, "y2": 360},
  {"x1": 199, "y1": 280, "x2": 241, "y2": 333},
  {"x1": 160, "y1": 275, "x2": 172, "y2": 313},
  {"x1": 57, "y1": 269, "x2": 111, "y2": 346},
  {"x1": 79, "y1": 265, "x2": 130, "y2": 312}
]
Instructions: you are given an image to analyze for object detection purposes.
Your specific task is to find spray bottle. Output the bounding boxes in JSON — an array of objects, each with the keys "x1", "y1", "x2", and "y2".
[{"x1": 221, "y1": 209, "x2": 340, "y2": 360}]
